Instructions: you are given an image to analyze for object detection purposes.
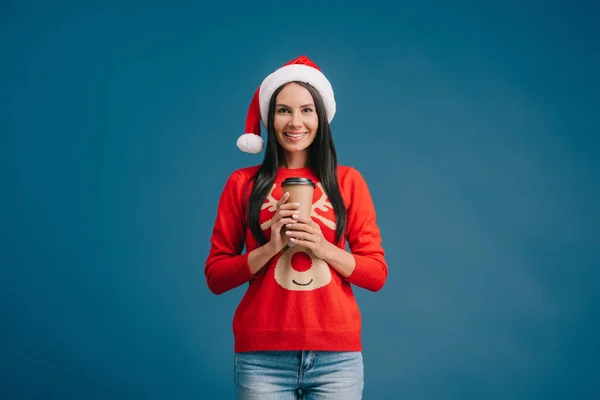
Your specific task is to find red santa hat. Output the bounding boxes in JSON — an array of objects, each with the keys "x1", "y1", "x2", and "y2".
[{"x1": 236, "y1": 55, "x2": 336, "y2": 154}]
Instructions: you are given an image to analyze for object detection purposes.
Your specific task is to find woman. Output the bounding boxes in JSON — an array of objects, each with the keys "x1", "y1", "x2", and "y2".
[{"x1": 205, "y1": 55, "x2": 387, "y2": 399}]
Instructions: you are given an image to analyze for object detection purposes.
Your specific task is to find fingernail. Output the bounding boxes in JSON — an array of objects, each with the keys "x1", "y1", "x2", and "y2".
[
  {"x1": 294, "y1": 203, "x2": 301, "y2": 206},
  {"x1": 292, "y1": 214, "x2": 299, "y2": 219},
  {"x1": 286, "y1": 223, "x2": 293, "y2": 227},
  {"x1": 285, "y1": 231, "x2": 292, "y2": 235},
  {"x1": 293, "y1": 210, "x2": 300, "y2": 214}
]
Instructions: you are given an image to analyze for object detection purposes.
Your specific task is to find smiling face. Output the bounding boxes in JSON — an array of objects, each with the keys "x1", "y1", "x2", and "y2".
[{"x1": 273, "y1": 82, "x2": 319, "y2": 157}]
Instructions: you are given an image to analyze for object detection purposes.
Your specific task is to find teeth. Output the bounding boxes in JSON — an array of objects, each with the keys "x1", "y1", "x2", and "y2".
[{"x1": 285, "y1": 133, "x2": 304, "y2": 138}]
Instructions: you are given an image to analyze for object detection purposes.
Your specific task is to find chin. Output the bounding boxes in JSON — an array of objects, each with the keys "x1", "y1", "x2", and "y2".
[
  {"x1": 276, "y1": 137, "x2": 316, "y2": 153},
  {"x1": 285, "y1": 146, "x2": 310, "y2": 152}
]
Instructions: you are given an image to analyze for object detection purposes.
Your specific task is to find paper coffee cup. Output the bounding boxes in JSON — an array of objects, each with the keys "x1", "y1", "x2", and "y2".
[{"x1": 281, "y1": 177, "x2": 315, "y2": 220}]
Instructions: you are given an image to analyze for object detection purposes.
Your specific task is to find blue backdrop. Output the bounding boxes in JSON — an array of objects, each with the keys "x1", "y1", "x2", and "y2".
[{"x1": 1, "y1": 0, "x2": 598, "y2": 398}]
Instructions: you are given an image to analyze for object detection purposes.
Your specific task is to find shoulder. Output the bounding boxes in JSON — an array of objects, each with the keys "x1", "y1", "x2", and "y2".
[
  {"x1": 337, "y1": 165, "x2": 375, "y2": 203},
  {"x1": 337, "y1": 165, "x2": 367, "y2": 185},
  {"x1": 227, "y1": 165, "x2": 261, "y2": 185}
]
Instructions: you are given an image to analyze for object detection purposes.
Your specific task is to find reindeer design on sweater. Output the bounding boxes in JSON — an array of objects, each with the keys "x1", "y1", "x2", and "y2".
[{"x1": 260, "y1": 182, "x2": 337, "y2": 291}]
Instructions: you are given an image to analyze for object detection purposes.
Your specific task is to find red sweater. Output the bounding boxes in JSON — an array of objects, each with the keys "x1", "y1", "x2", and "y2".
[{"x1": 205, "y1": 165, "x2": 387, "y2": 352}]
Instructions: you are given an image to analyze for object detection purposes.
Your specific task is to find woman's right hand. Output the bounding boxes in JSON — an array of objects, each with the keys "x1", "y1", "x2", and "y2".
[{"x1": 267, "y1": 192, "x2": 300, "y2": 254}]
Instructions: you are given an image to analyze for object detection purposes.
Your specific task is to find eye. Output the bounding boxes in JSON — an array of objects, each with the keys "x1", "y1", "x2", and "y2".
[
  {"x1": 277, "y1": 108, "x2": 290, "y2": 114},
  {"x1": 302, "y1": 108, "x2": 314, "y2": 113}
]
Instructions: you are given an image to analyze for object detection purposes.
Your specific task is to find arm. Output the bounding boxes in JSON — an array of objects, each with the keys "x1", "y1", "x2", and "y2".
[
  {"x1": 204, "y1": 172, "x2": 253, "y2": 295},
  {"x1": 343, "y1": 168, "x2": 388, "y2": 292}
]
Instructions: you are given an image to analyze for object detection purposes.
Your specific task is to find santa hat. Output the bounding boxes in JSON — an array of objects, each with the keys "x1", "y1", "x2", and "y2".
[{"x1": 236, "y1": 55, "x2": 336, "y2": 154}]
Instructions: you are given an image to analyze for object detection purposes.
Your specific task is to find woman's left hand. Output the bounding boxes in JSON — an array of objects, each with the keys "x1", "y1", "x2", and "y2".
[{"x1": 285, "y1": 214, "x2": 335, "y2": 260}]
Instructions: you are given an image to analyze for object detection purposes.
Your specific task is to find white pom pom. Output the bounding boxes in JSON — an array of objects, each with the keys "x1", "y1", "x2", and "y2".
[{"x1": 237, "y1": 133, "x2": 264, "y2": 154}]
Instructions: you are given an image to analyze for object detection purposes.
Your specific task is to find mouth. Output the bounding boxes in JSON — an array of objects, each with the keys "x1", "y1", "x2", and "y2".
[
  {"x1": 292, "y1": 279, "x2": 313, "y2": 286},
  {"x1": 283, "y1": 132, "x2": 307, "y2": 142}
]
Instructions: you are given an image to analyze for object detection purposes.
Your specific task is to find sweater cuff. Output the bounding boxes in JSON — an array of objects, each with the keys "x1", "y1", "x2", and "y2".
[
  {"x1": 346, "y1": 254, "x2": 386, "y2": 292},
  {"x1": 234, "y1": 252, "x2": 254, "y2": 282},
  {"x1": 206, "y1": 253, "x2": 254, "y2": 295}
]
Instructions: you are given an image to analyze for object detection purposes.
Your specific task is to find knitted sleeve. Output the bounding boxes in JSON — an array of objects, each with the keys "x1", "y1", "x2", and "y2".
[
  {"x1": 204, "y1": 171, "x2": 254, "y2": 295},
  {"x1": 344, "y1": 168, "x2": 388, "y2": 292}
]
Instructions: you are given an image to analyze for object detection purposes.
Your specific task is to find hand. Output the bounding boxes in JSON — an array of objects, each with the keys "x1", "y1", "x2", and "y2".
[
  {"x1": 266, "y1": 192, "x2": 301, "y2": 254},
  {"x1": 284, "y1": 214, "x2": 334, "y2": 260}
]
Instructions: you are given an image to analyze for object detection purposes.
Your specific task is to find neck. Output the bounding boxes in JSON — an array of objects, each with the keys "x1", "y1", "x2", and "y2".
[{"x1": 283, "y1": 151, "x2": 309, "y2": 169}]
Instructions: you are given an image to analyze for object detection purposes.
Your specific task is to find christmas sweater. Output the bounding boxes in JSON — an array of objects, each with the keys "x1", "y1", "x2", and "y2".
[{"x1": 205, "y1": 165, "x2": 387, "y2": 352}]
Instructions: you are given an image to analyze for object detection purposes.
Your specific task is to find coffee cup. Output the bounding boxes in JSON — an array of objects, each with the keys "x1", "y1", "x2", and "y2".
[{"x1": 281, "y1": 177, "x2": 315, "y2": 220}]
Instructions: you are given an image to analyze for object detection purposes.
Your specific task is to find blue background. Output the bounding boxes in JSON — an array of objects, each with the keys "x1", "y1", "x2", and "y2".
[{"x1": 1, "y1": 0, "x2": 598, "y2": 398}]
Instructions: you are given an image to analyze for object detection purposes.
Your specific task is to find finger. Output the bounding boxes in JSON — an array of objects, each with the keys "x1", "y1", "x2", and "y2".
[
  {"x1": 291, "y1": 214, "x2": 313, "y2": 223},
  {"x1": 285, "y1": 222, "x2": 312, "y2": 233},
  {"x1": 286, "y1": 230, "x2": 316, "y2": 242},
  {"x1": 278, "y1": 209, "x2": 301, "y2": 218},
  {"x1": 273, "y1": 218, "x2": 294, "y2": 230},
  {"x1": 272, "y1": 209, "x2": 300, "y2": 224},
  {"x1": 300, "y1": 216, "x2": 321, "y2": 231},
  {"x1": 277, "y1": 217, "x2": 296, "y2": 227},
  {"x1": 277, "y1": 192, "x2": 290, "y2": 208},
  {"x1": 289, "y1": 236, "x2": 316, "y2": 247},
  {"x1": 278, "y1": 202, "x2": 301, "y2": 210},
  {"x1": 291, "y1": 215, "x2": 321, "y2": 232}
]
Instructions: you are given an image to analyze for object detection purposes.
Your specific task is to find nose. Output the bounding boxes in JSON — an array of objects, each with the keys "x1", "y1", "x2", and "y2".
[{"x1": 289, "y1": 112, "x2": 302, "y2": 128}]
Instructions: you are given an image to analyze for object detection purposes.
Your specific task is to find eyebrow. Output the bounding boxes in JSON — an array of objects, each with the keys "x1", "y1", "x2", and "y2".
[{"x1": 275, "y1": 103, "x2": 315, "y2": 108}]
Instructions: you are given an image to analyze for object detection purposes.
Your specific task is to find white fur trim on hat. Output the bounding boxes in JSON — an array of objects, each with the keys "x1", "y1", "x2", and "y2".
[
  {"x1": 237, "y1": 133, "x2": 264, "y2": 154},
  {"x1": 258, "y1": 64, "x2": 336, "y2": 125}
]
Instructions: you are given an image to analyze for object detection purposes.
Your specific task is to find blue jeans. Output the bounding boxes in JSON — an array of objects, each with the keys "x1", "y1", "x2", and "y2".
[{"x1": 234, "y1": 350, "x2": 364, "y2": 399}]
